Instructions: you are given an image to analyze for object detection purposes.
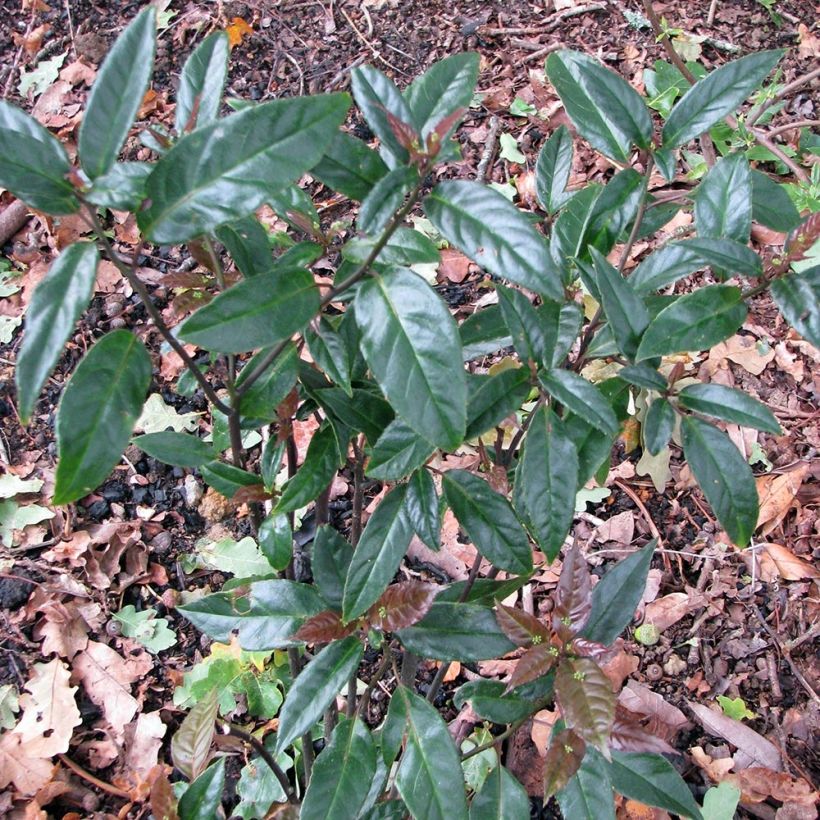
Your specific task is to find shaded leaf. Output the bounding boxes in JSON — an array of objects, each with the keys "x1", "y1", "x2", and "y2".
[
  {"x1": 258, "y1": 513, "x2": 292, "y2": 572},
  {"x1": 343, "y1": 484, "x2": 413, "y2": 621},
  {"x1": 643, "y1": 398, "x2": 676, "y2": 456},
  {"x1": 405, "y1": 467, "x2": 441, "y2": 551},
  {"x1": 617, "y1": 363, "x2": 667, "y2": 392},
  {"x1": 312, "y1": 526, "x2": 353, "y2": 611},
  {"x1": 636, "y1": 285, "x2": 747, "y2": 360},
  {"x1": 200, "y1": 461, "x2": 261, "y2": 499},
  {"x1": 540, "y1": 369, "x2": 619, "y2": 436},
  {"x1": 133, "y1": 431, "x2": 216, "y2": 467},
  {"x1": 396, "y1": 602, "x2": 517, "y2": 661},
  {"x1": 556, "y1": 747, "x2": 615, "y2": 820},
  {"x1": 393, "y1": 686, "x2": 469, "y2": 820},
  {"x1": 216, "y1": 215, "x2": 273, "y2": 278},
  {"x1": 750, "y1": 170, "x2": 801, "y2": 233},
  {"x1": 139, "y1": 94, "x2": 349, "y2": 243},
  {"x1": 681, "y1": 417, "x2": 758, "y2": 546},
  {"x1": 535, "y1": 125, "x2": 573, "y2": 214},
  {"x1": 301, "y1": 717, "x2": 377, "y2": 820},
  {"x1": 425, "y1": 180, "x2": 564, "y2": 300},
  {"x1": 465, "y1": 368, "x2": 531, "y2": 440},
  {"x1": 663, "y1": 50, "x2": 783, "y2": 148},
  {"x1": 443, "y1": 469, "x2": 532, "y2": 574},
  {"x1": 54, "y1": 331, "x2": 151, "y2": 505},
  {"x1": 455, "y1": 680, "x2": 543, "y2": 725},
  {"x1": 678, "y1": 383, "x2": 780, "y2": 433},
  {"x1": 695, "y1": 153, "x2": 751, "y2": 244},
  {"x1": 175, "y1": 32, "x2": 229, "y2": 134},
  {"x1": 179, "y1": 758, "x2": 225, "y2": 818},
  {"x1": 470, "y1": 758, "x2": 530, "y2": 820},
  {"x1": 366, "y1": 418, "x2": 436, "y2": 482},
  {"x1": 16, "y1": 242, "x2": 98, "y2": 423},
  {"x1": 770, "y1": 265, "x2": 820, "y2": 348},
  {"x1": 275, "y1": 424, "x2": 342, "y2": 514},
  {"x1": 179, "y1": 268, "x2": 319, "y2": 354},
  {"x1": 275, "y1": 636, "x2": 363, "y2": 753},
  {"x1": 79, "y1": 7, "x2": 156, "y2": 178},
  {"x1": 311, "y1": 131, "x2": 389, "y2": 202},
  {"x1": 359, "y1": 166, "x2": 419, "y2": 235}
]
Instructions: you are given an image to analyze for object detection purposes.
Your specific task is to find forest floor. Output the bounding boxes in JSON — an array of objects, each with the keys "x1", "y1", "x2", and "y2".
[{"x1": 0, "y1": 0, "x2": 818, "y2": 817}]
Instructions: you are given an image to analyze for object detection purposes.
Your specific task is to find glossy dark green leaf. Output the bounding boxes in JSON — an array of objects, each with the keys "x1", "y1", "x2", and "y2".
[
  {"x1": 393, "y1": 686, "x2": 469, "y2": 820},
  {"x1": 545, "y1": 301, "x2": 584, "y2": 368},
  {"x1": 497, "y1": 286, "x2": 547, "y2": 364},
  {"x1": 404, "y1": 52, "x2": 478, "y2": 140},
  {"x1": 366, "y1": 418, "x2": 436, "y2": 481},
  {"x1": 360, "y1": 801, "x2": 408, "y2": 820},
  {"x1": 608, "y1": 752, "x2": 703, "y2": 820},
  {"x1": 636, "y1": 285, "x2": 747, "y2": 360},
  {"x1": 215, "y1": 215, "x2": 273, "y2": 278},
  {"x1": 465, "y1": 369, "x2": 531, "y2": 440},
  {"x1": 425, "y1": 181, "x2": 564, "y2": 301},
  {"x1": 342, "y1": 228, "x2": 439, "y2": 268},
  {"x1": 540, "y1": 369, "x2": 619, "y2": 436},
  {"x1": 85, "y1": 161, "x2": 152, "y2": 211},
  {"x1": 631, "y1": 238, "x2": 761, "y2": 293},
  {"x1": 236, "y1": 343, "x2": 299, "y2": 423},
  {"x1": 678, "y1": 383, "x2": 780, "y2": 433},
  {"x1": 535, "y1": 125, "x2": 573, "y2": 214},
  {"x1": 694, "y1": 153, "x2": 751, "y2": 243},
  {"x1": 583, "y1": 540, "x2": 655, "y2": 645},
  {"x1": 405, "y1": 468, "x2": 441, "y2": 551},
  {"x1": 306, "y1": 318, "x2": 353, "y2": 396},
  {"x1": 200, "y1": 461, "x2": 261, "y2": 499},
  {"x1": 275, "y1": 424, "x2": 341, "y2": 514},
  {"x1": 460, "y1": 305, "x2": 513, "y2": 360},
  {"x1": 343, "y1": 484, "x2": 413, "y2": 621},
  {"x1": 178, "y1": 758, "x2": 225, "y2": 820},
  {"x1": 302, "y1": 717, "x2": 377, "y2": 820},
  {"x1": 179, "y1": 268, "x2": 319, "y2": 353},
  {"x1": 396, "y1": 602, "x2": 516, "y2": 661},
  {"x1": 359, "y1": 167, "x2": 419, "y2": 235},
  {"x1": 617, "y1": 363, "x2": 667, "y2": 392},
  {"x1": 311, "y1": 131, "x2": 389, "y2": 202},
  {"x1": 0, "y1": 100, "x2": 78, "y2": 213},
  {"x1": 78, "y1": 7, "x2": 156, "y2": 178},
  {"x1": 550, "y1": 185, "x2": 601, "y2": 280},
  {"x1": 682, "y1": 416, "x2": 759, "y2": 546},
  {"x1": 662, "y1": 50, "x2": 783, "y2": 148},
  {"x1": 546, "y1": 50, "x2": 651, "y2": 162},
  {"x1": 16, "y1": 242, "x2": 99, "y2": 423},
  {"x1": 261, "y1": 438, "x2": 285, "y2": 490},
  {"x1": 354, "y1": 268, "x2": 466, "y2": 451},
  {"x1": 178, "y1": 579, "x2": 324, "y2": 650},
  {"x1": 557, "y1": 748, "x2": 615, "y2": 820},
  {"x1": 591, "y1": 248, "x2": 649, "y2": 361},
  {"x1": 470, "y1": 760, "x2": 530, "y2": 820},
  {"x1": 439, "y1": 576, "x2": 531, "y2": 607},
  {"x1": 53, "y1": 331, "x2": 151, "y2": 505},
  {"x1": 351, "y1": 65, "x2": 415, "y2": 163},
  {"x1": 643, "y1": 398, "x2": 676, "y2": 456},
  {"x1": 585, "y1": 169, "x2": 645, "y2": 254},
  {"x1": 275, "y1": 636, "x2": 363, "y2": 753},
  {"x1": 258, "y1": 513, "x2": 292, "y2": 572},
  {"x1": 455, "y1": 680, "x2": 541, "y2": 725},
  {"x1": 514, "y1": 407, "x2": 578, "y2": 560},
  {"x1": 133, "y1": 431, "x2": 216, "y2": 467},
  {"x1": 312, "y1": 526, "x2": 353, "y2": 610},
  {"x1": 139, "y1": 93, "x2": 349, "y2": 243},
  {"x1": 315, "y1": 387, "x2": 393, "y2": 445},
  {"x1": 443, "y1": 470, "x2": 532, "y2": 574},
  {"x1": 750, "y1": 170, "x2": 802, "y2": 233},
  {"x1": 176, "y1": 32, "x2": 229, "y2": 134},
  {"x1": 771, "y1": 265, "x2": 820, "y2": 348}
]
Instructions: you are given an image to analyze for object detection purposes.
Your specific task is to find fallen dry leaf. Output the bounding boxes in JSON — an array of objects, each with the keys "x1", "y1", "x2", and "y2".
[
  {"x1": 756, "y1": 464, "x2": 809, "y2": 535},
  {"x1": 438, "y1": 248, "x2": 472, "y2": 283},
  {"x1": 72, "y1": 641, "x2": 143, "y2": 737},
  {"x1": 594, "y1": 510, "x2": 635, "y2": 545},
  {"x1": 690, "y1": 745, "x2": 736, "y2": 781},
  {"x1": 747, "y1": 543, "x2": 820, "y2": 582},
  {"x1": 118, "y1": 711, "x2": 167, "y2": 790},
  {"x1": 774, "y1": 342, "x2": 804, "y2": 382},
  {"x1": 643, "y1": 590, "x2": 706, "y2": 632},
  {"x1": 530, "y1": 708, "x2": 559, "y2": 755},
  {"x1": 619, "y1": 681, "x2": 689, "y2": 740},
  {"x1": 726, "y1": 767, "x2": 819, "y2": 806},
  {"x1": 708, "y1": 334, "x2": 775, "y2": 376},
  {"x1": 689, "y1": 702, "x2": 782, "y2": 771},
  {"x1": 797, "y1": 23, "x2": 820, "y2": 59}
]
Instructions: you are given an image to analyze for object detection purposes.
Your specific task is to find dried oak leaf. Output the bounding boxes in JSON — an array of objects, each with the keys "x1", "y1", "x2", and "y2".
[{"x1": 725, "y1": 768, "x2": 818, "y2": 806}]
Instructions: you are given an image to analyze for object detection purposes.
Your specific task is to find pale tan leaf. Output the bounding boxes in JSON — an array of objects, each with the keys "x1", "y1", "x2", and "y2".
[
  {"x1": 120, "y1": 711, "x2": 167, "y2": 790},
  {"x1": 0, "y1": 733, "x2": 54, "y2": 796},
  {"x1": 755, "y1": 543, "x2": 820, "y2": 582},
  {"x1": 690, "y1": 745, "x2": 736, "y2": 781},
  {"x1": 643, "y1": 590, "x2": 706, "y2": 632},
  {"x1": 14, "y1": 658, "x2": 81, "y2": 757},
  {"x1": 72, "y1": 641, "x2": 141, "y2": 736},
  {"x1": 689, "y1": 702, "x2": 782, "y2": 770},
  {"x1": 756, "y1": 465, "x2": 809, "y2": 534},
  {"x1": 726, "y1": 767, "x2": 818, "y2": 806}
]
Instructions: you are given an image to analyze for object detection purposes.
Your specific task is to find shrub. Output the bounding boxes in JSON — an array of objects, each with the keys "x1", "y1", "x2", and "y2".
[{"x1": 2, "y1": 7, "x2": 818, "y2": 818}]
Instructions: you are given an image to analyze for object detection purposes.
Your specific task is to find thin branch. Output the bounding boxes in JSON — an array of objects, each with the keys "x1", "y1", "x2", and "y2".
[
  {"x1": 223, "y1": 724, "x2": 296, "y2": 802},
  {"x1": 746, "y1": 67, "x2": 820, "y2": 127},
  {"x1": 461, "y1": 719, "x2": 525, "y2": 761},
  {"x1": 618, "y1": 154, "x2": 655, "y2": 274},
  {"x1": 81, "y1": 204, "x2": 231, "y2": 416},
  {"x1": 764, "y1": 119, "x2": 820, "y2": 139}
]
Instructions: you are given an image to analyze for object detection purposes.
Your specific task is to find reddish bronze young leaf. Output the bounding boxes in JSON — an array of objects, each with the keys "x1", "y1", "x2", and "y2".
[
  {"x1": 552, "y1": 543, "x2": 592, "y2": 642},
  {"x1": 366, "y1": 580, "x2": 438, "y2": 632},
  {"x1": 292, "y1": 610, "x2": 356, "y2": 644},
  {"x1": 506, "y1": 642, "x2": 559, "y2": 692},
  {"x1": 555, "y1": 657, "x2": 615, "y2": 759},
  {"x1": 496, "y1": 604, "x2": 551, "y2": 647},
  {"x1": 426, "y1": 107, "x2": 467, "y2": 155},
  {"x1": 610, "y1": 705, "x2": 677, "y2": 755},
  {"x1": 150, "y1": 769, "x2": 180, "y2": 820},
  {"x1": 385, "y1": 110, "x2": 420, "y2": 153},
  {"x1": 543, "y1": 728, "x2": 587, "y2": 799},
  {"x1": 570, "y1": 636, "x2": 616, "y2": 663}
]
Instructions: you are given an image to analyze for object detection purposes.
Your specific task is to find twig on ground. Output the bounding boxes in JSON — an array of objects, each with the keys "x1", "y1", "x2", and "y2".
[
  {"x1": 476, "y1": 116, "x2": 500, "y2": 183},
  {"x1": 57, "y1": 754, "x2": 131, "y2": 799},
  {"x1": 0, "y1": 200, "x2": 29, "y2": 245},
  {"x1": 339, "y1": 6, "x2": 407, "y2": 76}
]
